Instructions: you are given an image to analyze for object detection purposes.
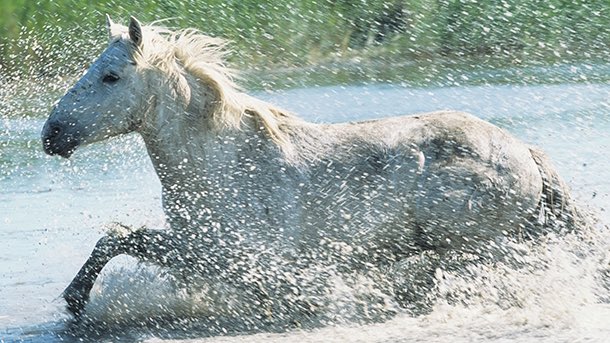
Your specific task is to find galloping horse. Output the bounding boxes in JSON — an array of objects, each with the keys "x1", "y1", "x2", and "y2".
[{"x1": 42, "y1": 17, "x2": 582, "y2": 317}]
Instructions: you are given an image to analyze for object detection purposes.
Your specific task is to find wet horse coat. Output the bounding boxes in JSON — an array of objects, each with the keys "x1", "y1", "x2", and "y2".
[{"x1": 41, "y1": 17, "x2": 581, "y2": 316}]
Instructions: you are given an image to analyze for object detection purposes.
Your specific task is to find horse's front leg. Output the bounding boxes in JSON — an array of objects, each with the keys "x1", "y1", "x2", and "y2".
[{"x1": 63, "y1": 226, "x2": 180, "y2": 316}]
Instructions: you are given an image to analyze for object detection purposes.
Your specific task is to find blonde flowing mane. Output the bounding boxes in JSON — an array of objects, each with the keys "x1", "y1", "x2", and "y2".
[{"x1": 124, "y1": 24, "x2": 294, "y2": 147}]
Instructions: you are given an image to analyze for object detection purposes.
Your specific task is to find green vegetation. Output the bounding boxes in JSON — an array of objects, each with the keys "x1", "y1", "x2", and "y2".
[{"x1": 0, "y1": 0, "x2": 609, "y2": 80}]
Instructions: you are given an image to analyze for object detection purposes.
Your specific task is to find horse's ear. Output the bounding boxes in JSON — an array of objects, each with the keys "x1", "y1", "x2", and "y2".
[
  {"x1": 105, "y1": 14, "x2": 115, "y2": 39},
  {"x1": 128, "y1": 16, "x2": 143, "y2": 48}
]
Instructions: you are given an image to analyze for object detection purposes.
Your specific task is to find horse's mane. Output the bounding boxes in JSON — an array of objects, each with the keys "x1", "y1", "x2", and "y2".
[{"x1": 124, "y1": 24, "x2": 294, "y2": 147}]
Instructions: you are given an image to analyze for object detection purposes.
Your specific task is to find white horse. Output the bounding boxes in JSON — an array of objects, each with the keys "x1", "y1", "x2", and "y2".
[{"x1": 42, "y1": 17, "x2": 582, "y2": 318}]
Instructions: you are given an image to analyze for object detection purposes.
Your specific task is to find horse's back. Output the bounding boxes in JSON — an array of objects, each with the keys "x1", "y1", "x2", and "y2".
[{"x1": 331, "y1": 111, "x2": 542, "y2": 196}]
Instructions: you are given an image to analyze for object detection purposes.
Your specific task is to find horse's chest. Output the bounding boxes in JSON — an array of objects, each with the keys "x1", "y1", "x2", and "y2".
[{"x1": 162, "y1": 180, "x2": 302, "y2": 242}]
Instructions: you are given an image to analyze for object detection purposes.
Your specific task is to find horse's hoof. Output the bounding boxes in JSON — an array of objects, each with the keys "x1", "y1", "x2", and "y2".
[{"x1": 64, "y1": 298, "x2": 86, "y2": 317}]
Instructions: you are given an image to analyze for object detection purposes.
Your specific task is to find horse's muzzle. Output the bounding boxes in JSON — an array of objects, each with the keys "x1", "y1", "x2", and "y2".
[{"x1": 41, "y1": 120, "x2": 80, "y2": 158}]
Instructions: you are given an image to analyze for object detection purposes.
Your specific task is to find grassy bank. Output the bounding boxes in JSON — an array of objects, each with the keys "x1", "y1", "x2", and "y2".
[{"x1": 0, "y1": 0, "x2": 609, "y2": 79}]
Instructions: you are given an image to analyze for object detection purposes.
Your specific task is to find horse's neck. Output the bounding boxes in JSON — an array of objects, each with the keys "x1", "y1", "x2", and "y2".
[
  {"x1": 141, "y1": 106, "x2": 297, "y2": 233},
  {"x1": 139, "y1": 79, "x2": 285, "y2": 192}
]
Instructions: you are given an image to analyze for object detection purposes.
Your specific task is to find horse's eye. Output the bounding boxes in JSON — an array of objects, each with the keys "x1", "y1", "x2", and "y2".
[{"x1": 102, "y1": 73, "x2": 120, "y2": 84}]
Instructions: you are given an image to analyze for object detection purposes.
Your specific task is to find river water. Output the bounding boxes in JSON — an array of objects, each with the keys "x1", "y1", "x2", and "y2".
[{"x1": 1, "y1": 73, "x2": 610, "y2": 342}]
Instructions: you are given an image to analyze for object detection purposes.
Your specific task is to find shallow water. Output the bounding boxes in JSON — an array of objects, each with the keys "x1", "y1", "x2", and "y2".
[{"x1": 1, "y1": 78, "x2": 610, "y2": 342}]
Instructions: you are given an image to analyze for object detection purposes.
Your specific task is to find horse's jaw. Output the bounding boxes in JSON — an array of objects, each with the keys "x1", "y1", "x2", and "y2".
[
  {"x1": 49, "y1": 149, "x2": 74, "y2": 159},
  {"x1": 42, "y1": 138, "x2": 78, "y2": 158}
]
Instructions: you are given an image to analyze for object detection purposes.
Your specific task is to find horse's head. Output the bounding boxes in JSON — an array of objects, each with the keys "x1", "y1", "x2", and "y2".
[{"x1": 42, "y1": 16, "x2": 148, "y2": 158}]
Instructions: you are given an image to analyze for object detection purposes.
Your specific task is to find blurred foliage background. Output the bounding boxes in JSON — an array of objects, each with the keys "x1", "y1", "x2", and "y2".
[{"x1": 0, "y1": 0, "x2": 608, "y2": 82}]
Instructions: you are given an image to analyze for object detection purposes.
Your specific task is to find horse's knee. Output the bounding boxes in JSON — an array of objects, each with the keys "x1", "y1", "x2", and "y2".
[
  {"x1": 391, "y1": 251, "x2": 439, "y2": 313},
  {"x1": 63, "y1": 278, "x2": 92, "y2": 316},
  {"x1": 121, "y1": 228, "x2": 183, "y2": 267},
  {"x1": 98, "y1": 226, "x2": 160, "y2": 259}
]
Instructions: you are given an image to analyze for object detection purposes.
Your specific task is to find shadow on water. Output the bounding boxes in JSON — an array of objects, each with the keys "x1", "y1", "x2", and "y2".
[
  {"x1": 2, "y1": 317, "x2": 234, "y2": 342},
  {"x1": 3, "y1": 316, "x2": 266, "y2": 343},
  {"x1": 4, "y1": 227, "x2": 610, "y2": 343}
]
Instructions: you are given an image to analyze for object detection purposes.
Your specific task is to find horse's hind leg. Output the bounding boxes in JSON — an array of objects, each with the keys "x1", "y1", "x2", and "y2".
[{"x1": 63, "y1": 226, "x2": 180, "y2": 316}]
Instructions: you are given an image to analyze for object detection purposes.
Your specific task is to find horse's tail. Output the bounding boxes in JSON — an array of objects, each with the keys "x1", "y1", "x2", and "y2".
[{"x1": 529, "y1": 147, "x2": 588, "y2": 234}]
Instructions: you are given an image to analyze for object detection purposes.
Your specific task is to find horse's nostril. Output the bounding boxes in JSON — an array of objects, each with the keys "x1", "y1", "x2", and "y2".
[
  {"x1": 44, "y1": 121, "x2": 64, "y2": 141},
  {"x1": 49, "y1": 123, "x2": 62, "y2": 137}
]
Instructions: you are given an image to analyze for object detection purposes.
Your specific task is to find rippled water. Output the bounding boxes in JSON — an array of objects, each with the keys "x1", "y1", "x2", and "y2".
[{"x1": 1, "y1": 80, "x2": 610, "y2": 342}]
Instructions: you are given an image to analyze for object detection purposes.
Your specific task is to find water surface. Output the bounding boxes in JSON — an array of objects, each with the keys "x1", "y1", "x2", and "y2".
[{"x1": 1, "y1": 77, "x2": 609, "y2": 342}]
